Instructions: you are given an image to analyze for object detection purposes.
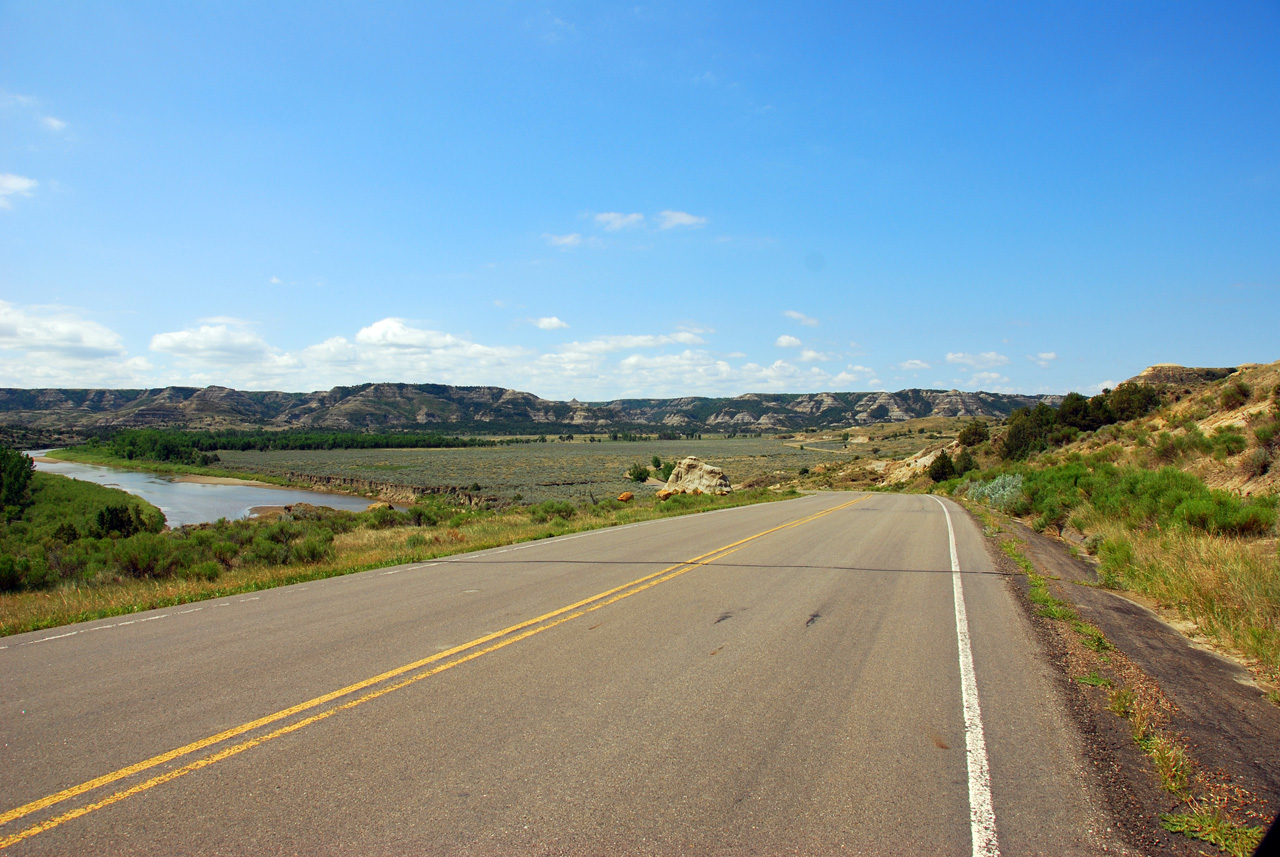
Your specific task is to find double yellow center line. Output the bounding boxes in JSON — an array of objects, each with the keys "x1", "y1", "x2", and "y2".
[{"x1": 0, "y1": 494, "x2": 868, "y2": 849}]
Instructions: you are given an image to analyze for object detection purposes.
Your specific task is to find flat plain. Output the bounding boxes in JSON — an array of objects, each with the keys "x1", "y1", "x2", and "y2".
[{"x1": 214, "y1": 437, "x2": 832, "y2": 503}]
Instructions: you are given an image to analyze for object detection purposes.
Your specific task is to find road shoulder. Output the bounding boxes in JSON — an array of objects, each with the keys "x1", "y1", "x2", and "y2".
[{"x1": 973, "y1": 507, "x2": 1278, "y2": 855}]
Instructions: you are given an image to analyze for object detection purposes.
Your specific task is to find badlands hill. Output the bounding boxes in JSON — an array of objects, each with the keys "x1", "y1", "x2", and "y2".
[{"x1": 0, "y1": 383, "x2": 1059, "y2": 440}]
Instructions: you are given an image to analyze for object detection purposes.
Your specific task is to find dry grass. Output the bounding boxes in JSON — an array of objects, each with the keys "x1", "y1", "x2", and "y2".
[{"x1": 1082, "y1": 515, "x2": 1280, "y2": 678}]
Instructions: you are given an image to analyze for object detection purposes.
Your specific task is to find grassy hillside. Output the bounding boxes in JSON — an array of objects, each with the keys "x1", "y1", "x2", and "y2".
[{"x1": 942, "y1": 360, "x2": 1280, "y2": 682}]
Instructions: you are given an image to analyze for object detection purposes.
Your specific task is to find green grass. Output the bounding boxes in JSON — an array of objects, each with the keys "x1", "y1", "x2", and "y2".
[
  {"x1": 1160, "y1": 809, "x2": 1264, "y2": 857},
  {"x1": 1076, "y1": 672, "x2": 1113, "y2": 688},
  {"x1": 1, "y1": 483, "x2": 799, "y2": 636}
]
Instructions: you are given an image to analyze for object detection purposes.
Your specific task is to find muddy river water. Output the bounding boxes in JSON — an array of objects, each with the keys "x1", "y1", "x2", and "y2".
[{"x1": 30, "y1": 453, "x2": 375, "y2": 527}]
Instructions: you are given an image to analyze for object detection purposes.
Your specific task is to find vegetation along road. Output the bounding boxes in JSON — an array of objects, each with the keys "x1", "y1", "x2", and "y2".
[{"x1": 1, "y1": 492, "x2": 1118, "y2": 855}]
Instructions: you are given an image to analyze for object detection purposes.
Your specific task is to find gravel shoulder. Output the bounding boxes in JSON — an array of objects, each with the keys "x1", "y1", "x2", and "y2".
[{"x1": 978, "y1": 511, "x2": 1280, "y2": 854}]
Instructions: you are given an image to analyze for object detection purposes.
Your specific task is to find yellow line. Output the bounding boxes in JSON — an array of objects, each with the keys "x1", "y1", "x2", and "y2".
[{"x1": 0, "y1": 494, "x2": 868, "y2": 848}]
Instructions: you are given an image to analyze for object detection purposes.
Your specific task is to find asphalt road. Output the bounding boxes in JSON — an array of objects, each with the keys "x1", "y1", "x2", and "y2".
[{"x1": 0, "y1": 493, "x2": 1114, "y2": 855}]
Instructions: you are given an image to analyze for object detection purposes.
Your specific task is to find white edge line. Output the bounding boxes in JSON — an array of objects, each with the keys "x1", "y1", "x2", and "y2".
[{"x1": 932, "y1": 495, "x2": 999, "y2": 857}]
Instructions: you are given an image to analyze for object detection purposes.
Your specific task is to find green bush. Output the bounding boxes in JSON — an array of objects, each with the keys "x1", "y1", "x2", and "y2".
[
  {"x1": 293, "y1": 531, "x2": 335, "y2": 564},
  {"x1": 0, "y1": 446, "x2": 34, "y2": 512},
  {"x1": 957, "y1": 421, "x2": 990, "y2": 446},
  {"x1": 530, "y1": 500, "x2": 576, "y2": 523},
  {"x1": 966, "y1": 473, "x2": 1027, "y2": 511},
  {"x1": 112, "y1": 533, "x2": 182, "y2": 579},
  {"x1": 1213, "y1": 427, "x2": 1248, "y2": 457},
  {"x1": 928, "y1": 451, "x2": 957, "y2": 482},
  {"x1": 1221, "y1": 381, "x2": 1251, "y2": 411},
  {"x1": 1242, "y1": 448, "x2": 1271, "y2": 479},
  {"x1": 627, "y1": 462, "x2": 651, "y2": 482}
]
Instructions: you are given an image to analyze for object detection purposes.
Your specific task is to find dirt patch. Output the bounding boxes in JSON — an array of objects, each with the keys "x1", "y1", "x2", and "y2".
[{"x1": 977, "y1": 512, "x2": 1279, "y2": 854}]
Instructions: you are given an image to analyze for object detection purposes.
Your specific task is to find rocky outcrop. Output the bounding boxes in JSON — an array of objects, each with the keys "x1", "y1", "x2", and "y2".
[
  {"x1": 1127, "y1": 364, "x2": 1237, "y2": 387},
  {"x1": 658, "y1": 457, "x2": 731, "y2": 497},
  {"x1": 283, "y1": 473, "x2": 493, "y2": 506}
]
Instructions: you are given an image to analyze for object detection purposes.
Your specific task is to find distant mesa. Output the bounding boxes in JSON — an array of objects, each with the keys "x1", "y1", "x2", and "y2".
[{"x1": 0, "y1": 382, "x2": 1061, "y2": 441}]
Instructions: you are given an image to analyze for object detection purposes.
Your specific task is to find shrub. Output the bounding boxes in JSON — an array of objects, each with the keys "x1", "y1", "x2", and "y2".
[
  {"x1": 627, "y1": 462, "x2": 651, "y2": 482},
  {"x1": 180, "y1": 561, "x2": 222, "y2": 582},
  {"x1": 293, "y1": 531, "x2": 335, "y2": 564},
  {"x1": 1242, "y1": 448, "x2": 1271, "y2": 479},
  {"x1": 1221, "y1": 381, "x2": 1251, "y2": 411},
  {"x1": 1254, "y1": 421, "x2": 1277, "y2": 450},
  {"x1": 966, "y1": 474, "x2": 1027, "y2": 512},
  {"x1": 1108, "y1": 382, "x2": 1162, "y2": 421},
  {"x1": 928, "y1": 451, "x2": 957, "y2": 482},
  {"x1": 367, "y1": 505, "x2": 411, "y2": 528},
  {"x1": 954, "y1": 448, "x2": 977, "y2": 475},
  {"x1": 530, "y1": 500, "x2": 576, "y2": 523},
  {"x1": 1213, "y1": 427, "x2": 1248, "y2": 457},
  {"x1": 957, "y1": 421, "x2": 990, "y2": 446},
  {"x1": 112, "y1": 533, "x2": 181, "y2": 579},
  {"x1": 0, "y1": 446, "x2": 34, "y2": 510}
]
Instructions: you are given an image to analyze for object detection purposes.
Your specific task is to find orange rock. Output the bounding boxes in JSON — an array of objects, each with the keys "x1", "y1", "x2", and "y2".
[
  {"x1": 656, "y1": 489, "x2": 674, "y2": 500},
  {"x1": 617, "y1": 492, "x2": 634, "y2": 502}
]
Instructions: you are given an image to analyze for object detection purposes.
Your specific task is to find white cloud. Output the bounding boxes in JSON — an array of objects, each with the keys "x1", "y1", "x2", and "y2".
[
  {"x1": 1028, "y1": 351, "x2": 1058, "y2": 368},
  {"x1": 0, "y1": 301, "x2": 154, "y2": 387},
  {"x1": 556, "y1": 332, "x2": 705, "y2": 357},
  {"x1": 898, "y1": 359, "x2": 931, "y2": 371},
  {"x1": 594, "y1": 212, "x2": 644, "y2": 231},
  {"x1": 0, "y1": 301, "x2": 126, "y2": 359},
  {"x1": 543, "y1": 232, "x2": 581, "y2": 248},
  {"x1": 657, "y1": 210, "x2": 707, "y2": 229},
  {"x1": 0, "y1": 304, "x2": 923, "y2": 401},
  {"x1": 269, "y1": 276, "x2": 282, "y2": 284},
  {"x1": 946, "y1": 351, "x2": 1010, "y2": 369},
  {"x1": 783, "y1": 310, "x2": 819, "y2": 327},
  {"x1": 534, "y1": 317, "x2": 569, "y2": 330},
  {"x1": 775, "y1": 335, "x2": 802, "y2": 348},
  {"x1": 150, "y1": 323, "x2": 278, "y2": 363},
  {"x1": 41, "y1": 116, "x2": 66, "y2": 132},
  {"x1": 967, "y1": 371, "x2": 1013, "y2": 392},
  {"x1": 0, "y1": 173, "x2": 38, "y2": 209}
]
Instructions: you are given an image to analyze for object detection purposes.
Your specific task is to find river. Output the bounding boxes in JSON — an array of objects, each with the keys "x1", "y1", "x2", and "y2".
[{"x1": 30, "y1": 453, "x2": 376, "y2": 527}]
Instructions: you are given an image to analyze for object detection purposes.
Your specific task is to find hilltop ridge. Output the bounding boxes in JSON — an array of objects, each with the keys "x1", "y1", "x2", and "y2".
[{"x1": 0, "y1": 383, "x2": 1059, "y2": 441}]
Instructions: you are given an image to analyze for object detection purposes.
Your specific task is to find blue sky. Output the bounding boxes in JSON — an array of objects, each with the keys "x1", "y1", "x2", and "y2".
[{"x1": 2, "y1": 2, "x2": 1277, "y2": 401}]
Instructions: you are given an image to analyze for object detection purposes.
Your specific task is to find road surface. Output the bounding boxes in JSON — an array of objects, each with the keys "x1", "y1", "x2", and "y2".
[{"x1": 1, "y1": 492, "x2": 1112, "y2": 855}]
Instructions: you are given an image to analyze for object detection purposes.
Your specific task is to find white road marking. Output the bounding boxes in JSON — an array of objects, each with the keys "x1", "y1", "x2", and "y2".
[{"x1": 932, "y1": 495, "x2": 1000, "y2": 857}]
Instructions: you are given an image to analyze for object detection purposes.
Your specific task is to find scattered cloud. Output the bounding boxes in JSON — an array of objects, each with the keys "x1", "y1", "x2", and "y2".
[
  {"x1": 966, "y1": 371, "x2": 1013, "y2": 392},
  {"x1": 775, "y1": 335, "x2": 802, "y2": 348},
  {"x1": 898, "y1": 359, "x2": 930, "y2": 371},
  {"x1": 151, "y1": 323, "x2": 280, "y2": 364},
  {"x1": 269, "y1": 276, "x2": 282, "y2": 284},
  {"x1": 799, "y1": 349, "x2": 833, "y2": 362},
  {"x1": 946, "y1": 351, "x2": 1010, "y2": 369},
  {"x1": 0, "y1": 301, "x2": 127, "y2": 359},
  {"x1": 0, "y1": 301, "x2": 152, "y2": 387},
  {"x1": 543, "y1": 232, "x2": 582, "y2": 248},
  {"x1": 41, "y1": 116, "x2": 66, "y2": 132},
  {"x1": 783, "y1": 310, "x2": 819, "y2": 327},
  {"x1": 1028, "y1": 351, "x2": 1058, "y2": 368},
  {"x1": 0, "y1": 303, "x2": 1015, "y2": 400},
  {"x1": 594, "y1": 212, "x2": 644, "y2": 231},
  {"x1": 657, "y1": 210, "x2": 707, "y2": 229},
  {"x1": 0, "y1": 173, "x2": 38, "y2": 209}
]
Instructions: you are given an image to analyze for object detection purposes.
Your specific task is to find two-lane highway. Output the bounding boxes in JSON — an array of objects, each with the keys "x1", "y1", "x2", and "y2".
[{"x1": 1, "y1": 493, "x2": 1114, "y2": 854}]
